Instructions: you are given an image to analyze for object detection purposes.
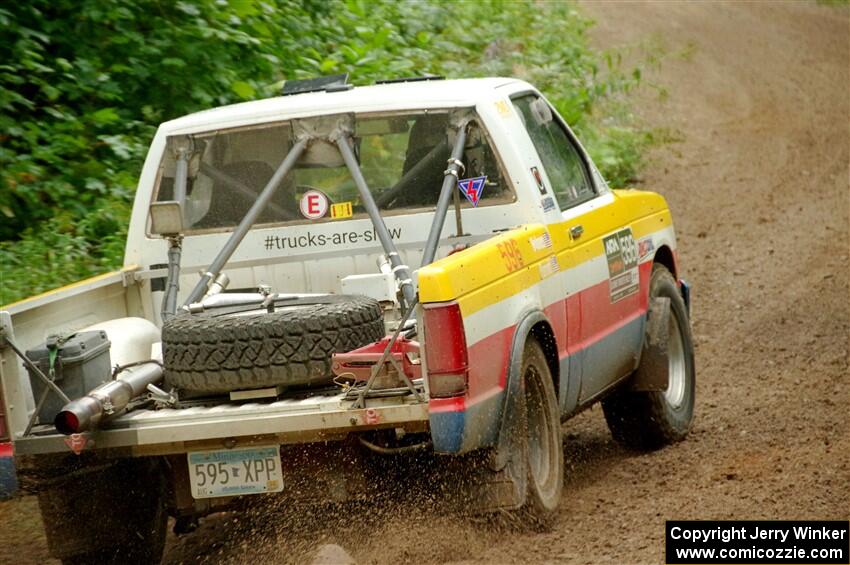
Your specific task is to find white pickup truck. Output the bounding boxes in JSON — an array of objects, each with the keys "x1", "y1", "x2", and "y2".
[{"x1": 0, "y1": 76, "x2": 695, "y2": 563}]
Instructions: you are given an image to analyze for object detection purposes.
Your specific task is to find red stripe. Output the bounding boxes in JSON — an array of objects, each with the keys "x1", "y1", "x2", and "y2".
[
  {"x1": 428, "y1": 261, "x2": 652, "y2": 414},
  {"x1": 0, "y1": 443, "x2": 12, "y2": 458},
  {"x1": 573, "y1": 261, "x2": 651, "y2": 352},
  {"x1": 429, "y1": 396, "x2": 465, "y2": 413}
]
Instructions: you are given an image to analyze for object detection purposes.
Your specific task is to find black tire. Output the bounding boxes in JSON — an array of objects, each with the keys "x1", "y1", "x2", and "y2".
[
  {"x1": 163, "y1": 294, "x2": 384, "y2": 393},
  {"x1": 38, "y1": 458, "x2": 167, "y2": 565},
  {"x1": 458, "y1": 338, "x2": 563, "y2": 527},
  {"x1": 517, "y1": 338, "x2": 563, "y2": 526},
  {"x1": 602, "y1": 264, "x2": 696, "y2": 450}
]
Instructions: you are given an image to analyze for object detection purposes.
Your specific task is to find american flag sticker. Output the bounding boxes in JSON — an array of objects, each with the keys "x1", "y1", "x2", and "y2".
[
  {"x1": 539, "y1": 256, "x2": 560, "y2": 279},
  {"x1": 530, "y1": 231, "x2": 553, "y2": 251}
]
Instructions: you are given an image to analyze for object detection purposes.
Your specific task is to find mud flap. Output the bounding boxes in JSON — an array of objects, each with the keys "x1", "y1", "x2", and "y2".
[
  {"x1": 464, "y1": 462, "x2": 526, "y2": 513},
  {"x1": 631, "y1": 296, "x2": 671, "y2": 391},
  {"x1": 462, "y1": 380, "x2": 528, "y2": 514}
]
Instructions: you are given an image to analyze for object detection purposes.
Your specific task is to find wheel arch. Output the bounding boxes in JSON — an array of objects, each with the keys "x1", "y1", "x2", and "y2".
[
  {"x1": 529, "y1": 320, "x2": 559, "y2": 396},
  {"x1": 652, "y1": 244, "x2": 678, "y2": 279}
]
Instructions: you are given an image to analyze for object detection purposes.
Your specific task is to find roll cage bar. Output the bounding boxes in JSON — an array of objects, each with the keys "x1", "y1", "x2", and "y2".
[{"x1": 170, "y1": 110, "x2": 474, "y2": 315}]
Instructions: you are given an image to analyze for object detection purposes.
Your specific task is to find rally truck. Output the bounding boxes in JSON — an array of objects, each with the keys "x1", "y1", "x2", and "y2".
[{"x1": 0, "y1": 75, "x2": 695, "y2": 563}]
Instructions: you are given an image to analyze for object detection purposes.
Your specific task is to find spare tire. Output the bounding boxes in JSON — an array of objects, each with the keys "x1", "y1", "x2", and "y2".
[{"x1": 162, "y1": 294, "x2": 385, "y2": 393}]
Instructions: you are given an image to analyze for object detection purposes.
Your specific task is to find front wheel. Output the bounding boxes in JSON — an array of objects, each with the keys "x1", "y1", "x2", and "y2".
[{"x1": 602, "y1": 264, "x2": 696, "y2": 450}]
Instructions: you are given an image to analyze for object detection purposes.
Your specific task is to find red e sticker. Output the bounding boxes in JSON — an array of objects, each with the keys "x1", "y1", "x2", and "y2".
[{"x1": 300, "y1": 190, "x2": 329, "y2": 220}]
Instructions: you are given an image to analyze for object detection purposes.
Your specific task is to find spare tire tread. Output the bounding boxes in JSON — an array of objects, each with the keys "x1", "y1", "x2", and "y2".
[{"x1": 163, "y1": 295, "x2": 384, "y2": 392}]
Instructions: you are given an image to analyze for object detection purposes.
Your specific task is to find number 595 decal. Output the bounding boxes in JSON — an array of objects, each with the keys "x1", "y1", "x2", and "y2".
[{"x1": 497, "y1": 240, "x2": 524, "y2": 272}]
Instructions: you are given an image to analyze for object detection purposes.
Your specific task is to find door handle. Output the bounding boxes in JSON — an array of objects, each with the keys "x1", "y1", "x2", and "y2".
[{"x1": 570, "y1": 225, "x2": 584, "y2": 239}]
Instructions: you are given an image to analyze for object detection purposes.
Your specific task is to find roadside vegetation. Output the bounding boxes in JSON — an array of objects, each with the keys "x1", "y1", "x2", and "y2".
[{"x1": 0, "y1": 0, "x2": 657, "y2": 305}]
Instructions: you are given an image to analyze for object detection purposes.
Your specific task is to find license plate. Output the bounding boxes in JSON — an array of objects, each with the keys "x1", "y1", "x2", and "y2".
[{"x1": 187, "y1": 446, "x2": 283, "y2": 499}]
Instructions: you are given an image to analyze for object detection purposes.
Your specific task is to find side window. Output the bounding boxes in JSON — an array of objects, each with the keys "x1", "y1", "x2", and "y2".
[{"x1": 512, "y1": 94, "x2": 595, "y2": 210}]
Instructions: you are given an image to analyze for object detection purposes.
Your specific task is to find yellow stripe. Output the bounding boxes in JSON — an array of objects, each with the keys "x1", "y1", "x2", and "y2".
[
  {"x1": 419, "y1": 224, "x2": 550, "y2": 304},
  {"x1": 419, "y1": 190, "x2": 673, "y2": 317},
  {"x1": 1, "y1": 264, "x2": 140, "y2": 311}
]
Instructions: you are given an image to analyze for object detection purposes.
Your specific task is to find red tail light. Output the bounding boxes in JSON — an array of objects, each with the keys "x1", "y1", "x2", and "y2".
[{"x1": 422, "y1": 302, "x2": 468, "y2": 398}]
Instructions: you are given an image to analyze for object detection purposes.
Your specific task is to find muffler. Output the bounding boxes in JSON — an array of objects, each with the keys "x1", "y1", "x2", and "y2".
[{"x1": 54, "y1": 362, "x2": 164, "y2": 435}]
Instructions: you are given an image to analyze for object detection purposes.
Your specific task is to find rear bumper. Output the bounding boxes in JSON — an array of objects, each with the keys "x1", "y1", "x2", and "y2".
[{"x1": 13, "y1": 394, "x2": 428, "y2": 457}]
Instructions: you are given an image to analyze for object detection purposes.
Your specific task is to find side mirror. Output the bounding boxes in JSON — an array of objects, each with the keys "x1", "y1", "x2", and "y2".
[{"x1": 149, "y1": 201, "x2": 185, "y2": 236}]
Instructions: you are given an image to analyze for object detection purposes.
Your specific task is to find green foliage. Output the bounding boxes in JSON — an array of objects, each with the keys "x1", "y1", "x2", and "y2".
[{"x1": 0, "y1": 0, "x2": 657, "y2": 305}]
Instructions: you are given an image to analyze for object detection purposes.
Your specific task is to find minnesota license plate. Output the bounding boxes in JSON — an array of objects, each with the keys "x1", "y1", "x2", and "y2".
[{"x1": 187, "y1": 446, "x2": 283, "y2": 499}]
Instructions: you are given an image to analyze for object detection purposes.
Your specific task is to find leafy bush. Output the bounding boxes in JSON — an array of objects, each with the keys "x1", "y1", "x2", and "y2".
[{"x1": 0, "y1": 0, "x2": 652, "y2": 304}]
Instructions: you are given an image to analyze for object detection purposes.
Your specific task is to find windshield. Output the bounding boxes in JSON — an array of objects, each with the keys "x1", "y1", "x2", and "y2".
[{"x1": 154, "y1": 110, "x2": 514, "y2": 232}]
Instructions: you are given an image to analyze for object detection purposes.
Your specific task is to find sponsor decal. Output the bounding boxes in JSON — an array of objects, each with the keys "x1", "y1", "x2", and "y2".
[
  {"x1": 530, "y1": 231, "x2": 553, "y2": 251},
  {"x1": 541, "y1": 196, "x2": 556, "y2": 212},
  {"x1": 531, "y1": 166, "x2": 547, "y2": 194},
  {"x1": 637, "y1": 236, "x2": 656, "y2": 260},
  {"x1": 365, "y1": 408, "x2": 380, "y2": 425},
  {"x1": 263, "y1": 227, "x2": 402, "y2": 251},
  {"x1": 497, "y1": 239, "x2": 524, "y2": 272},
  {"x1": 494, "y1": 99, "x2": 512, "y2": 117},
  {"x1": 457, "y1": 176, "x2": 486, "y2": 207},
  {"x1": 603, "y1": 227, "x2": 640, "y2": 302},
  {"x1": 64, "y1": 433, "x2": 90, "y2": 455},
  {"x1": 299, "y1": 190, "x2": 329, "y2": 220},
  {"x1": 330, "y1": 201, "x2": 353, "y2": 220}
]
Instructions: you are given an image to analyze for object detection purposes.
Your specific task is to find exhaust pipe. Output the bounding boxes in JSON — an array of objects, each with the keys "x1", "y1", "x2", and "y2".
[{"x1": 54, "y1": 362, "x2": 164, "y2": 435}]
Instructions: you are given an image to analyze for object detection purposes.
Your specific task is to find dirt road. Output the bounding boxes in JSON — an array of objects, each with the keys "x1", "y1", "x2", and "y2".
[{"x1": 2, "y1": 2, "x2": 847, "y2": 563}]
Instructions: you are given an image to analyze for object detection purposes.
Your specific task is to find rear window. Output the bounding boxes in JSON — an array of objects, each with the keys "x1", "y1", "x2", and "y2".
[{"x1": 154, "y1": 110, "x2": 514, "y2": 233}]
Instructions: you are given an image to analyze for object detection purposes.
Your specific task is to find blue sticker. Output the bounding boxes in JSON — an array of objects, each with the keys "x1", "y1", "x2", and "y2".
[
  {"x1": 457, "y1": 176, "x2": 486, "y2": 207},
  {"x1": 541, "y1": 196, "x2": 556, "y2": 212}
]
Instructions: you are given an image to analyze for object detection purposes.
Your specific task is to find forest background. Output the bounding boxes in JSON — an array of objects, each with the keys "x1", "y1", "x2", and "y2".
[{"x1": 0, "y1": 0, "x2": 659, "y2": 304}]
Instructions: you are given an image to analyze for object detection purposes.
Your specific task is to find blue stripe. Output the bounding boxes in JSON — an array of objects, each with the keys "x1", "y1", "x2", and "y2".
[
  {"x1": 430, "y1": 391, "x2": 504, "y2": 454},
  {"x1": 0, "y1": 456, "x2": 17, "y2": 500},
  {"x1": 578, "y1": 314, "x2": 645, "y2": 404},
  {"x1": 430, "y1": 410, "x2": 466, "y2": 453},
  {"x1": 559, "y1": 314, "x2": 646, "y2": 416}
]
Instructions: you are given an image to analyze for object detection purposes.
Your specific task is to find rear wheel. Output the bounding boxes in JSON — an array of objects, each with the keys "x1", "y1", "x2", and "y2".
[
  {"x1": 519, "y1": 338, "x2": 564, "y2": 525},
  {"x1": 37, "y1": 458, "x2": 167, "y2": 564},
  {"x1": 602, "y1": 264, "x2": 695, "y2": 449},
  {"x1": 460, "y1": 338, "x2": 563, "y2": 527}
]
